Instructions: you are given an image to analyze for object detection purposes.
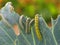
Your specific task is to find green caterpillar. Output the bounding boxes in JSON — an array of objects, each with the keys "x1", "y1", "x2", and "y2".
[
  {"x1": 19, "y1": 14, "x2": 42, "y2": 40},
  {"x1": 35, "y1": 14, "x2": 42, "y2": 40}
]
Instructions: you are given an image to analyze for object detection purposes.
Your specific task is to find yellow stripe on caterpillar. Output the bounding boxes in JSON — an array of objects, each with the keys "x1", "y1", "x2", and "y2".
[{"x1": 35, "y1": 14, "x2": 42, "y2": 40}]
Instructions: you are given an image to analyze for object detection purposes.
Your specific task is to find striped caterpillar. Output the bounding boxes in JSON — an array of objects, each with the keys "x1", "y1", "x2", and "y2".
[
  {"x1": 35, "y1": 14, "x2": 42, "y2": 40},
  {"x1": 19, "y1": 14, "x2": 42, "y2": 40},
  {"x1": 26, "y1": 18, "x2": 34, "y2": 34},
  {"x1": 19, "y1": 15, "x2": 34, "y2": 34}
]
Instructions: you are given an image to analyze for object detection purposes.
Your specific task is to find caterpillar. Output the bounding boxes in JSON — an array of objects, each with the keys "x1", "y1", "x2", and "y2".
[
  {"x1": 35, "y1": 14, "x2": 42, "y2": 40},
  {"x1": 19, "y1": 15, "x2": 34, "y2": 34},
  {"x1": 19, "y1": 14, "x2": 42, "y2": 41},
  {"x1": 26, "y1": 18, "x2": 34, "y2": 34},
  {"x1": 26, "y1": 18, "x2": 31, "y2": 34},
  {"x1": 19, "y1": 15, "x2": 27, "y2": 30},
  {"x1": 19, "y1": 15, "x2": 25, "y2": 30}
]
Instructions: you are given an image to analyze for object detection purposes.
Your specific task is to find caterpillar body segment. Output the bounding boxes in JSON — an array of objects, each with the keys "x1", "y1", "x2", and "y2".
[
  {"x1": 19, "y1": 15, "x2": 25, "y2": 29},
  {"x1": 35, "y1": 14, "x2": 42, "y2": 40},
  {"x1": 26, "y1": 18, "x2": 31, "y2": 34},
  {"x1": 29, "y1": 19, "x2": 35, "y2": 26},
  {"x1": 29, "y1": 19, "x2": 35, "y2": 33}
]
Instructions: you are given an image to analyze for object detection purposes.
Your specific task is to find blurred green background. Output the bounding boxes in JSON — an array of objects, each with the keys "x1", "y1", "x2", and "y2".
[{"x1": 0, "y1": 0, "x2": 60, "y2": 23}]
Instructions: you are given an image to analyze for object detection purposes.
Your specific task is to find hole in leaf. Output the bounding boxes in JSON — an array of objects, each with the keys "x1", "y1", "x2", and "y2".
[{"x1": 13, "y1": 24, "x2": 20, "y2": 36}]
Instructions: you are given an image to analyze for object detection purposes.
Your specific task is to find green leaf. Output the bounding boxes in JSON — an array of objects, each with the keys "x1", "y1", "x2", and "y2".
[
  {"x1": 52, "y1": 15, "x2": 60, "y2": 45},
  {"x1": 0, "y1": 2, "x2": 59, "y2": 45}
]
